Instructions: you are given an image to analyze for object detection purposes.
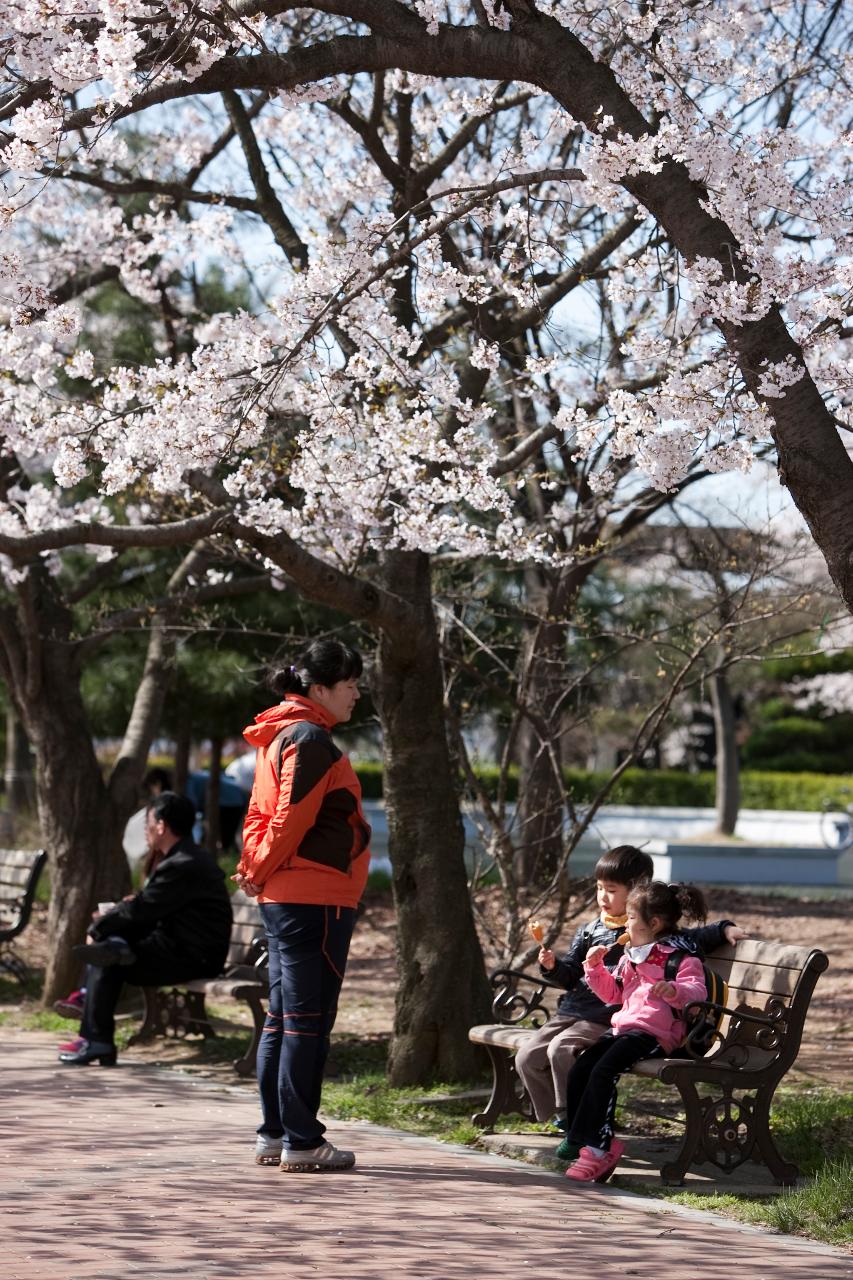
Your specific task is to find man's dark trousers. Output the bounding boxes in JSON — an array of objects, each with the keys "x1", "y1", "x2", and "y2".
[{"x1": 80, "y1": 933, "x2": 219, "y2": 1044}]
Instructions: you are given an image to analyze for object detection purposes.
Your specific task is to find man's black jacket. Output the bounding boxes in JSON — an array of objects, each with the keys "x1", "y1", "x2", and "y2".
[{"x1": 90, "y1": 837, "x2": 232, "y2": 974}]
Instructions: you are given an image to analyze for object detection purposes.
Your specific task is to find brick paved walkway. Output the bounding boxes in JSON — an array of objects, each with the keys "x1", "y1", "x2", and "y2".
[{"x1": 2, "y1": 1030, "x2": 850, "y2": 1280}]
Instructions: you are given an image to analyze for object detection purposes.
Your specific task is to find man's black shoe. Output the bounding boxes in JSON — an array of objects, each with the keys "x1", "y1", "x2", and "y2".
[
  {"x1": 72, "y1": 939, "x2": 136, "y2": 967},
  {"x1": 58, "y1": 1039, "x2": 117, "y2": 1067}
]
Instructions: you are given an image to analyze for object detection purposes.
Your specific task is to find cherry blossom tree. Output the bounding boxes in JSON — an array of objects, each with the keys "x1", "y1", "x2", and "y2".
[{"x1": 2, "y1": 0, "x2": 853, "y2": 1078}]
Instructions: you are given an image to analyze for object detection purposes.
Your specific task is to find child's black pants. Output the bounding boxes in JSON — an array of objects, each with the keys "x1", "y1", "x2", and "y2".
[{"x1": 565, "y1": 1030, "x2": 662, "y2": 1151}]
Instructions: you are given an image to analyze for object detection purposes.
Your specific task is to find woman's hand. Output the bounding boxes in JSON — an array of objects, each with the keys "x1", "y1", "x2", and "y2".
[
  {"x1": 539, "y1": 947, "x2": 556, "y2": 971},
  {"x1": 585, "y1": 944, "x2": 607, "y2": 969},
  {"x1": 231, "y1": 872, "x2": 261, "y2": 898}
]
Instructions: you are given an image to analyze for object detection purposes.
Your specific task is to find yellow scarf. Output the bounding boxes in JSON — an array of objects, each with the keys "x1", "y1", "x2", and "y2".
[{"x1": 602, "y1": 912, "x2": 628, "y2": 931}]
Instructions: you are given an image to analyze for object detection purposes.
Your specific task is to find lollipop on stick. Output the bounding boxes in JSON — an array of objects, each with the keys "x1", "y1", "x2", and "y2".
[{"x1": 528, "y1": 918, "x2": 545, "y2": 944}]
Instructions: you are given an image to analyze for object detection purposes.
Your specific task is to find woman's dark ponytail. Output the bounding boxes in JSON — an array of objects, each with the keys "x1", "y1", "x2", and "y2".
[
  {"x1": 268, "y1": 639, "x2": 363, "y2": 698},
  {"x1": 268, "y1": 664, "x2": 306, "y2": 698}
]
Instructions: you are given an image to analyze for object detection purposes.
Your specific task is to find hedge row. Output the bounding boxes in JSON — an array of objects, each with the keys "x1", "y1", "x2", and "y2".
[{"x1": 351, "y1": 762, "x2": 845, "y2": 812}]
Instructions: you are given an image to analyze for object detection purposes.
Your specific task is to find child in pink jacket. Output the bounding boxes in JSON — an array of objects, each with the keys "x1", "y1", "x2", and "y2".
[{"x1": 563, "y1": 880, "x2": 709, "y2": 1184}]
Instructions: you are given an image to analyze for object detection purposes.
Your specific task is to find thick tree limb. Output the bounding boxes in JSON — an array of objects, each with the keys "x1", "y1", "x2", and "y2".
[{"x1": 0, "y1": 508, "x2": 231, "y2": 559}]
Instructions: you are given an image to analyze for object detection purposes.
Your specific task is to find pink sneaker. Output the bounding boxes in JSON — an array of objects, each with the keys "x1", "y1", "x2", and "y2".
[
  {"x1": 54, "y1": 989, "x2": 86, "y2": 1019},
  {"x1": 565, "y1": 1139, "x2": 625, "y2": 1183},
  {"x1": 58, "y1": 1035, "x2": 85, "y2": 1053}
]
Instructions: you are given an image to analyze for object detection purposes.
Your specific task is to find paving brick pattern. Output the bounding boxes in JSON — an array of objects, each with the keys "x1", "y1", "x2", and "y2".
[{"x1": 2, "y1": 1031, "x2": 850, "y2": 1280}]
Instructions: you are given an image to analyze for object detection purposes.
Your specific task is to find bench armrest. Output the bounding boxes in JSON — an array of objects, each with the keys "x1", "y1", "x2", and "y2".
[
  {"x1": 251, "y1": 934, "x2": 268, "y2": 970},
  {"x1": 680, "y1": 997, "x2": 787, "y2": 1061},
  {"x1": 679, "y1": 998, "x2": 731, "y2": 1059},
  {"x1": 488, "y1": 967, "x2": 561, "y2": 1025}
]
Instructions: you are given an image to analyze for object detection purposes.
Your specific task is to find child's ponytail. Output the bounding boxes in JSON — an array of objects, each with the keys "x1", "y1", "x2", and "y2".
[
  {"x1": 627, "y1": 880, "x2": 708, "y2": 935},
  {"x1": 671, "y1": 882, "x2": 707, "y2": 926}
]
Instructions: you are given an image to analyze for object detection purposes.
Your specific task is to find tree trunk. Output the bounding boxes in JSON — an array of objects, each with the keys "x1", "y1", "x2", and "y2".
[
  {"x1": 374, "y1": 550, "x2": 492, "y2": 1084},
  {"x1": 173, "y1": 723, "x2": 191, "y2": 795},
  {"x1": 4, "y1": 705, "x2": 34, "y2": 815},
  {"x1": 514, "y1": 588, "x2": 567, "y2": 886},
  {"x1": 710, "y1": 665, "x2": 740, "y2": 837},
  {"x1": 0, "y1": 571, "x2": 178, "y2": 1004},
  {"x1": 204, "y1": 733, "x2": 223, "y2": 854},
  {"x1": 21, "y1": 677, "x2": 132, "y2": 1004}
]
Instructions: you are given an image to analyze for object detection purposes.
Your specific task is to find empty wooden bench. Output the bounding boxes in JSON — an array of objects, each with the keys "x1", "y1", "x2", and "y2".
[
  {"x1": 469, "y1": 937, "x2": 829, "y2": 1185},
  {"x1": 0, "y1": 848, "x2": 47, "y2": 983},
  {"x1": 129, "y1": 893, "x2": 268, "y2": 1075}
]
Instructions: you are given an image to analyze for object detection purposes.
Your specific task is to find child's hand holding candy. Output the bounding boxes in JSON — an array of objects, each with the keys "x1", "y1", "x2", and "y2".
[{"x1": 585, "y1": 944, "x2": 608, "y2": 969}]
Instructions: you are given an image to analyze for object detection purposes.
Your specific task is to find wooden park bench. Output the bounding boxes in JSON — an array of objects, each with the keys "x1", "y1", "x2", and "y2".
[
  {"x1": 0, "y1": 848, "x2": 47, "y2": 984},
  {"x1": 469, "y1": 938, "x2": 829, "y2": 1185},
  {"x1": 128, "y1": 893, "x2": 268, "y2": 1076}
]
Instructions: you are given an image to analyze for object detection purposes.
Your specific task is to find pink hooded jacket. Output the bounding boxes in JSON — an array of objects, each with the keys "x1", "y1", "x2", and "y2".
[{"x1": 584, "y1": 941, "x2": 706, "y2": 1054}]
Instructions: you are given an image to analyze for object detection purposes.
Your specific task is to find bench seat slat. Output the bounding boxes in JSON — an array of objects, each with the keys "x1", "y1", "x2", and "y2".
[
  {"x1": 183, "y1": 977, "x2": 265, "y2": 1001},
  {"x1": 469, "y1": 1024, "x2": 533, "y2": 1049}
]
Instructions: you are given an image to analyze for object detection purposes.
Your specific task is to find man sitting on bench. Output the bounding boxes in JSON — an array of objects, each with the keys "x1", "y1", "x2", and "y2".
[{"x1": 59, "y1": 792, "x2": 233, "y2": 1067}]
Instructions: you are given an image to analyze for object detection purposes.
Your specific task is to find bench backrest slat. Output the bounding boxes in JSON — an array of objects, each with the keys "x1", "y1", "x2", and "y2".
[
  {"x1": 708, "y1": 958, "x2": 804, "y2": 1002},
  {"x1": 705, "y1": 941, "x2": 828, "y2": 1075},
  {"x1": 225, "y1": 895, "x2": 264, "y2": 969},
  {"x1": 0, "y1": 848, "x2": 47, "y2": 946},
  {"x1": 0, "y1": 849, "x2": 47, "y2": 870},
  {"x1": 707, "y1": 939, "x2": 818, "y2": 970},
  {"x1": 0, "y1": 865, "x2": 40, "y2": 890}
]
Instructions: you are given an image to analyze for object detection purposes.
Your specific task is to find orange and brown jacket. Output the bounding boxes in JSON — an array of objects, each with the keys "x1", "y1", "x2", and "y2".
[{"x1": 238, "y1": 697, "x2": 371, "y2": 908}]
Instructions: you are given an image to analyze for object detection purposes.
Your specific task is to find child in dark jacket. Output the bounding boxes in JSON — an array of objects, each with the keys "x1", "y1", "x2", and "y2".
[
  {"x1": 514, "y1": 846, "x2": 743, "y2": 1161},
  {"x1": 563, "y1": 880, "x2": 715, "y2": 1183}
]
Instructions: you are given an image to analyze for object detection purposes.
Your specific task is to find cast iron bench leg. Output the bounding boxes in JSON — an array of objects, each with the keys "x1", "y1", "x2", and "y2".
[
  {"x1": 660, "y1": 1073, "x2": 705, "y2": 1185},
  {"x1": 127, "y1": 987, "x2": 162, "y2": 1044},
  {"x1": 233, "y1": 987, "x2": 266, "y2": 1076},
  {"x1": 752, "y1": 1086, "x2": 798, "y2": 1185},
  {"x1": 472, "y1": 1044, "x2": 520, "y2": 1128}
]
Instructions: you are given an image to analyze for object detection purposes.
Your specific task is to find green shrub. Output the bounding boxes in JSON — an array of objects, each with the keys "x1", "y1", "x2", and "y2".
[
  {"x1": 353, "y1": 764, "x2": 847, "y2": 812},
  {"x1": 352, "y1": 760, "x2": 383, "y2": 799},
  {"x1": 743, "y1": 713, "x2": 853, "y2": 774}
]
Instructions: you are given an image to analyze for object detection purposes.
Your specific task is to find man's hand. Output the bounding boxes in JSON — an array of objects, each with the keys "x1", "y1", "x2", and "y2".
[
  {"x1": 231, "y1": 872, "x2": 261, "y2": 898},
  {"x1": 539, "y1": 947, "x2": 556, "y2": 970},
  {"x1": 585, "y1": 944, "x2": 607, "y2": 969},
  {"x1": 724, "y1": 924, "x2": 748, "y2": 945}
]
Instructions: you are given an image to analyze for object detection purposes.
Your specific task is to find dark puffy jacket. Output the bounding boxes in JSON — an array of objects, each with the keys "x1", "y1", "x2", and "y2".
[
  {"x1": 90, "y1": 837, "x2": 232, "y2": 974},
  {"x1": 545, "y1": 915, "x2": 733, "y2": 1025}
]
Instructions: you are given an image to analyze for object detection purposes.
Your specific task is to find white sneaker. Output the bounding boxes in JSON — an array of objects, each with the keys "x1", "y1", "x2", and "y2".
[
  {"x1": 280, "y1": 1141, "x2": 356, "y2": 1172},
  {"x1": 255, "y1": 1134, "x2": 283, "y2": 1166}
]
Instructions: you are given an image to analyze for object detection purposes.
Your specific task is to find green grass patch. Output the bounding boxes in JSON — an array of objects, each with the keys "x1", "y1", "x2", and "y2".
[
  {"x1": 655, "y1": 1159, "x2": 853, "y2": 1248},
  {"x1": 758, "y1": 1159, "x2": 853, "y2": 1245},
  {"x1": 322, "y1": 1034, "x2": 503, "y2": 1147}
]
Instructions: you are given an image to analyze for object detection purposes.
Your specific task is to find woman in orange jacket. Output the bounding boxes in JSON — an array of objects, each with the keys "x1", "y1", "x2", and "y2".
[{"x1": 233, "y1": 639, "x2": 371, "y2": 1172}]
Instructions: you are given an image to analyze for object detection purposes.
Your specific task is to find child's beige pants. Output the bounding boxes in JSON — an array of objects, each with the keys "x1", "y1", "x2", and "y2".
[{"x1": 514, "y1": 1016, "x2": 609, "y2": 1121}]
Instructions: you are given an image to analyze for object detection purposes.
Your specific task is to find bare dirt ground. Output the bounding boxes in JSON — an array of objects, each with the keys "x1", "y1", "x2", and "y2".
[{"x1": 8, "y1": 886, "x2": 851, "y2": 1089}]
